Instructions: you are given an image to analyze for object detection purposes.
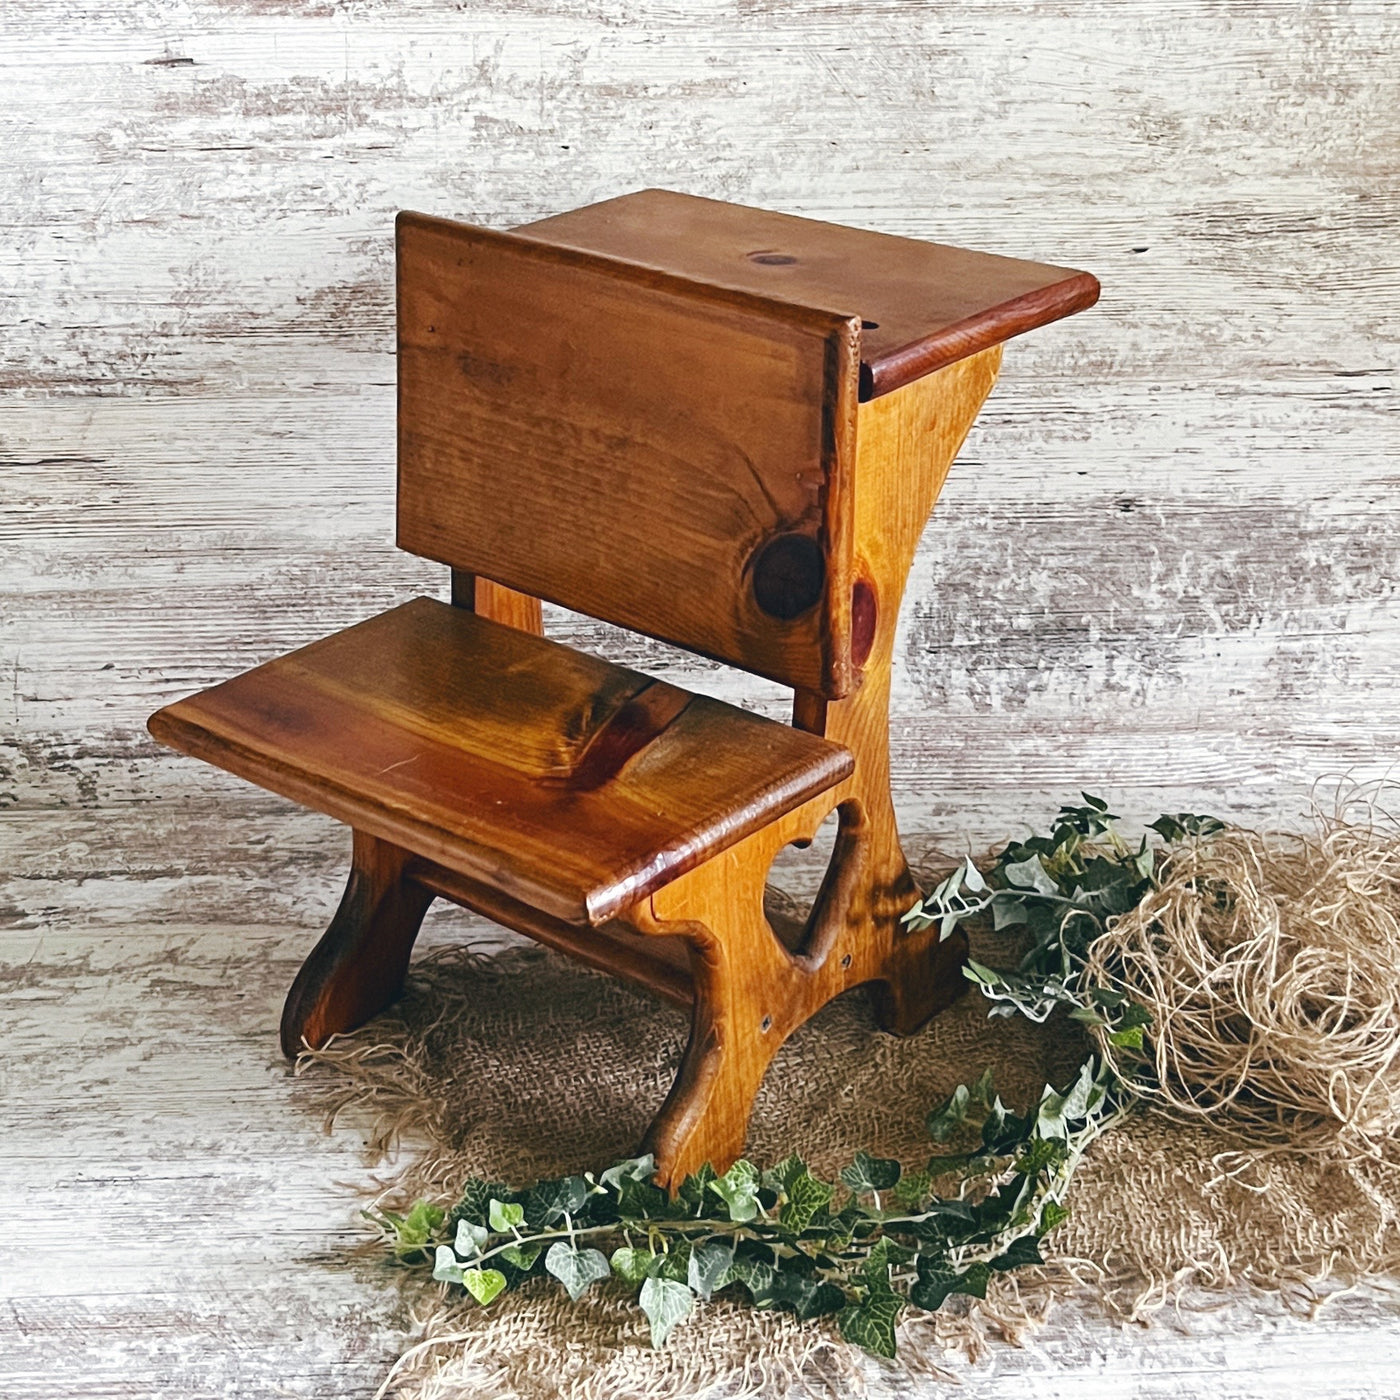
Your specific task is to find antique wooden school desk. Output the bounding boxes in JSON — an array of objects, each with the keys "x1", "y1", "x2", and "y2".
[{"x1": 150, "y1": 190, "x2": 1098, "y2": 1186}]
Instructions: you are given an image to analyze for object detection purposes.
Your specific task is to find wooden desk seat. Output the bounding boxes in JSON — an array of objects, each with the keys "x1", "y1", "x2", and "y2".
[
  {"x1": 150, "y1": 598, "x2": 851, "y2": 930},
  {"x1": 150, "y1": 597, "x2": 852, "y2": 1051},
  {"x1": 149, "y1": 190, "x2": 1098, "y2": 1185}
]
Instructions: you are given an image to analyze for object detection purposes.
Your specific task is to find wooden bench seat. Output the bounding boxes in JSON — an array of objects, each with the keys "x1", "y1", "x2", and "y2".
[{"x1": 148, "y1": 597, "x2": 854, "y2": 928}]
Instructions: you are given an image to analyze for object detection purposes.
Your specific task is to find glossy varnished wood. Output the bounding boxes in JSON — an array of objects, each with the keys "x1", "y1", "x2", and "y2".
[
  {"x1": 148, "y1": 598, "x2": 853, "y2": 927},
  {"x1": 147, "y1": 194, "x2": 1093, "y2": 1184},
  {"x1": 280, "y1": 830, "x2": 433, "y2": 1055},
  {"x1": 522, "y1": 189, "x2": 1098, "y2": 399},
  {"x1": 14, "y1": 5, "x2": 1399, "y2": 1388},
  {"x1": 396, "y1": 210, "x2": 862, "y2": 697},
  {"x1": 634, "y1": 350, "x2": 1003, "y2": 1185}
]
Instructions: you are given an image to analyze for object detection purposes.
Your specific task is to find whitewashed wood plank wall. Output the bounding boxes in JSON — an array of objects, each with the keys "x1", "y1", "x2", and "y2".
[
  {"x1": 4, "y1": 0, "x2": 1398, "y2": 929},
  {"x1": 2, "y1": 4, "x2": 1398, "y2": 1397}
]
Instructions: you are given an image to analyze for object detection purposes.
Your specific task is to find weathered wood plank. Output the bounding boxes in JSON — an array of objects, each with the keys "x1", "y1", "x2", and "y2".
[{"x1": 3, "y1": 924, "x2": 1399, "y2": 1398}]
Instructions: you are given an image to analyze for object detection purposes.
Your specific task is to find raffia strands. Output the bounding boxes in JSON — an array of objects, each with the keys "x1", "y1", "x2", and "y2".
[{"x1": 1085, "y1": 813, "x2": 1400, "y2": 1154}]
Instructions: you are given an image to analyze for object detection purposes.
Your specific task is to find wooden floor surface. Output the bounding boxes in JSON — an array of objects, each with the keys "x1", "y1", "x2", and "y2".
[{"x1": 4, "y1": 909, "x2": 1397, "y2": 1399}]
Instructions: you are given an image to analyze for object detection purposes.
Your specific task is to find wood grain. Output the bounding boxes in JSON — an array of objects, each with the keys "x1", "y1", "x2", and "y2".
[
  {"x1": 451, "y1": 569, "x2": 544, "y2": 635},
  {"x1": 396, "y1": 209, "x2": 863, "y2": 696},
  {"x1": 279, "y1": 827, "x2": 434, "y2": 1055},
  {"x1": 636, "y1": 349, "x2": 1003, "y2": 1184},
  {"x1": 521, "y1": 189, "x2": 1099, "y2": 399},
  {"x1": 3, "y1": 0, "x2": 1398, "y2": 1386},
  {"x1": 149, "y1": 598, "x2": 854, "y2": 925},
  {"x1": 5, "y1": 0, "x2": 1396, "y2": 909}
]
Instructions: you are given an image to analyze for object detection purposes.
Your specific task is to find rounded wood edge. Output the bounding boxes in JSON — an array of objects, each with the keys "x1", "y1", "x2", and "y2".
[{"x1": 862, "y1": 269, "x2": 1101, "y2": 400}]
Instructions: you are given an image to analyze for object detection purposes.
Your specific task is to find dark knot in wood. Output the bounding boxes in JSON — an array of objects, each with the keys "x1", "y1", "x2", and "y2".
[
  {"x1": 851, "y1": 578, "x2": 877, "y2": 666},
  {"x1": 751, "y1": 532, "x2": 825, "y2": 621}
]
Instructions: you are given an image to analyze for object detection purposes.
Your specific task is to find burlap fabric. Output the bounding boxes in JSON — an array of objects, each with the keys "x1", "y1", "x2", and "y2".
[{"x1": 304, "y1": 929, "x2": 1400, "y2": 1400}]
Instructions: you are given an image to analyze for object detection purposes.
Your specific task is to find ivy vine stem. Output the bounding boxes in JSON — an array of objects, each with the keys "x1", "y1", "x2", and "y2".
[{"x1": 374, "y1": 794, "x2": 1224, "y2": 1361}]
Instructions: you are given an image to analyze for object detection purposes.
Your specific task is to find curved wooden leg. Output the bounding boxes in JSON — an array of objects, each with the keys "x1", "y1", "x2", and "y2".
[
  {"x1": 633, "y1": 834, "x2": 799, "y2": 1189},
  {"x1": 279, "y1": 830, "x2": 434, "y2": 1057},
  {"x1": 861, "y1": 818, "x2": 969, "y2": 1036},
  {"x1": 642, "y1": 932, "x2": 784, "y2": 1188},
  {"x1": 870, "y1": 920, "x2": 969, "y2": 1036}
]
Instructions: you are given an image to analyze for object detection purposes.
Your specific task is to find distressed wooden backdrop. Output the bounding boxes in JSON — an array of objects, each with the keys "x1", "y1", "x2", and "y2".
[{"x1": 2, "y1": 1, "x2": 1398, "y2": 1396}]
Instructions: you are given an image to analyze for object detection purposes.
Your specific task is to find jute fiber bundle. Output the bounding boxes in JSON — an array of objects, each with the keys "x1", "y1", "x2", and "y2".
[{"x1": 1087, "y1": 819, "x2": 1400, "y2": 1154}]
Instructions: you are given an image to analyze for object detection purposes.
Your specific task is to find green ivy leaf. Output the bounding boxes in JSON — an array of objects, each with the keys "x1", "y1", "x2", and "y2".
[
  {"x1": 778, "y1": 1170, "x2": 834, "y2": 1234},
  {"x1": 686, "y1": 1239, "x2": 734, "y2": 1301},
  {"x1": 487, "y1": 1199, "x2": 524, "y2": 1233},
  {"x1": 960, "y1": 856, "x2": 988, "y2": 893},
  {"x1": 616, "y1": 1174, "x2": 677, "y2": 1220},
  {"x1": 765, "y1": 1270, "x2": 846, "y2": 1320},
  {"x1": 838, "y1": 1291, "x2": 903, "y2": 1358},
  {"x1": 861, "y1": 1235, "x2": 914, "y2": 1286},
  {"x1": 1134, "y1": 839, "x2": 1155, "y2": 881},
  {"x1": 500, "y1": 1241, "x2": 543, "y2": 1270},
  {"x1": 907, "y1": 1197, "x2": 977, "y2": 1238},
  {"x1": 390, "y1": 1200, "x2": 444, "y2": 1253},
  {"x1": 926, "y1": 1083, "x2": 971, "y2": 1143},
  {"x1": 638, "y1": 1275, "x2": 694, "y2": 1348},
  {"x1": 1109, "y1": 1025, "x2": 1145, "y2": 1051},
  {"x1": 677, "y1": 1162, "x2": 717, "y2": 1211},
  {"x1": 525, "y1": 1175, "x2": 588, "y2": 1228},
  {"x1": 656, "y1": 1242, "x2": 692, "y2": 1283},
  {"x1": 709, "y1": 1160, "x2": 761, "y2": 1223},
  {"x1": 432, "y1": 1244, "x2": 464, "y2": 1284},
  {"x1": 840, "y1": 1151, "x2": 902, "y2": 1195},
  {"x1": 908, "y1": 1256, "x2": 990, "y2": 1311},
  {"x1": 454, "y1": 1219, "x2": 488, "y2": 1257},
  {"x1": 1002, "y1": 854, "x2": 1058, "y2": 895},
  {"x1": 450, "y1": 1178, "x2": 500, "y2": 1228},
  {"x1": 891, "y1": 1169, "x2": 934, "y2": 1207},
  {"x1": 463, "y1": 1267, "x2": 508, "y2": 1306},
  {"x1": 1118, "y1": 1002, "x2": 1153, "y2": 1030},
  {"x1": 980, "y1": 1096, "x2": 1030, "y2": 1154},
  {"x1": 992, "y1": 894, "x2": 1029, "y2": 930},
  {"x1": 907, "y1": 1260, "x2": 958, "y2": 1311},
  {"x1": 727, "y1": 1251, "x2": 778, "y2": 1305},
  {"x1": 599, "y1": 1155, "x2": 655, "y2": 1190},
  {"x1": 1149, "y1": 812, "x2": 1225, "y2": 842},
  {"x1": 761, "y1": 1153, "x2": 808, "y2": 1194},
  {"x1": 610, "y1": 1246, "x2": 655, "y2": 1285},
  {"x1": 1039, "y1": 1200, "x2": 1070, "y2": 1233},
  {"x1": 1017, "y1": 1136, "x2": 1068, "y2": 1176},
  {"x1": 545, "y1": 1242, "x2": 612, "y2": 1301},
  {"x1": 989, "y1": 1234, "x2": 1044, "y2": 1271},
  {"x1": 962, "y1": 958, "x2": 1006, "y2": 992}
]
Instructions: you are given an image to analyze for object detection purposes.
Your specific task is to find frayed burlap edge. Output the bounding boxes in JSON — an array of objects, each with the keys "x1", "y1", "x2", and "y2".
[{"x1": 298, "y1": 939, "x2": 1084, "y2": 1399}]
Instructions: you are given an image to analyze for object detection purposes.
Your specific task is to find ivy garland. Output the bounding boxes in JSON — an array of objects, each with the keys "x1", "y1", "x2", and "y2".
[{"x1": 374, "y1": 796, "x2": 1221, "y2": 1359}]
